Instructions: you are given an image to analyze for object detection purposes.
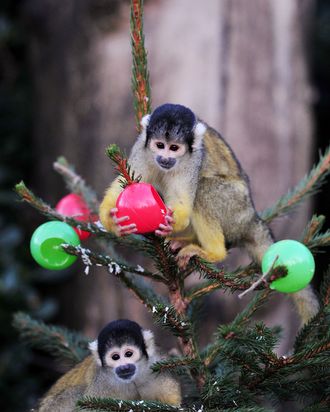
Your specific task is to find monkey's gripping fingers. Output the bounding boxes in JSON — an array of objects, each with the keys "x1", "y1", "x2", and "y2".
[
  {"x1": 155, "y1": 207, "x2": 175, "y2": 237},
  {"x1": 110, "y1": 208, "x2": 137, "y2": 236},
  {"x1": 171, "y1": 205, "x2": 190, "y2": 233}
]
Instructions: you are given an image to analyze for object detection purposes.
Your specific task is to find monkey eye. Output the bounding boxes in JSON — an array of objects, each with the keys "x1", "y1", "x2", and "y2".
[
  {"x1": 170, "y1": 144, "x2": 179, "y2": 152},
  {"x1": 111, "y1": 353, "x2": 120, "y2": 361},
  {"x1": 125, "y1": 350, "x2": 133, "y2": 358},
  {"x1": 156, "y1": 142, "x2": 165, "y2": 149}
]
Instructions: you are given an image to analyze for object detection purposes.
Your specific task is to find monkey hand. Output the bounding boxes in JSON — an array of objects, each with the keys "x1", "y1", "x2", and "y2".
[
  {"x1": 171, "y1": 205, "x2": 190, "y2": 233},
  {"x1": 110, "y1": 208, "x2": 138, "y2": 236},
  {"x1": 155, "y1": 207, "x2": 174, "y2": 237},
  {"x1": 99, "y1": 178, "x2": 124, "y2": 233}
]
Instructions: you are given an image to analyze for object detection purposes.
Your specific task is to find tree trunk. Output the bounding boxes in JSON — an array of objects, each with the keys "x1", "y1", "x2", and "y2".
[
  {"x1": 23, "y1": 0, "x2": 138, "y2": 337},
  {"x1": 146, "y1": 0, "x2": 315, "y2": 352}
]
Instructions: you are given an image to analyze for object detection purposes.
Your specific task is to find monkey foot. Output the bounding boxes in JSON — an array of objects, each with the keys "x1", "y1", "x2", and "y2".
[
  {"x1": 176, "y1": 246, "x2": 200, "y2": 268},
  {"x1": 170, "y1": 240, "x2": 187, "y2": 252}
]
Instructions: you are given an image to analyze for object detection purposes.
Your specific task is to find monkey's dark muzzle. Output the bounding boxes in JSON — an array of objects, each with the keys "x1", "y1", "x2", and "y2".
[
  {"x1": 156, "y1": 156, "x2": 176, "y2": 170},
  {"x1": 116, "y1": 364, "x2": 136, "y2": 380}
]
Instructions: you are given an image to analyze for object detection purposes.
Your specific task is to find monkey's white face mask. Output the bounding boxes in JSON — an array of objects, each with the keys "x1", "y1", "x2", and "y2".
[
  {"x1": 149, "y1": 138, "x2": 187, "y2": 171},
  {"x1": 89, "y1": 329, "x2": 156, "y2": 383},
  {"x1": 140, "y1": 113, "x2": 206, "y2": 172}
]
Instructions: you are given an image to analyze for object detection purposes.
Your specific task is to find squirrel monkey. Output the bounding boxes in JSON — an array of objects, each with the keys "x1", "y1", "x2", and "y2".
[
  {"x1": 36, "y1": 319, "x2": 181, "y2": 411},
  {"x1": 99, "y1": 103, "x2": 319, "y2": 324}
]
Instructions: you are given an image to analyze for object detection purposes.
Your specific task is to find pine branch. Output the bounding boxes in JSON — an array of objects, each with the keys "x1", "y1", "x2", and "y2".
[
  {"x1": 303, "y1": 397, "x2": 330, "y2": 412},
  {"x1": 14, "y1": 180, "x2": 103, "y2": 234},
  {"x1": 120, "y1": 273, "x2": 165, "y2": 308},
  {"x1": 232, "y1": 290, "x2": 273, "y2": 328},
  {"x1": 150, "y1": 303, "x2": 192, "y2": 339},
  {"x1": 53, "y1": 157, "x2": 99, "y2": 214},
  {"x1": 130, "y1": 0, "x2": 151, "y2": 131},
  {"x1": 78, "y1": 397, "x2": 183, "y2": 412},
  {"x1": 64, "y1": 242, "x2": 191, "y2": 340},
  {"x1": 300, "y1": 214, "x2": 330, "y2": 251},
  {"x1": 260, "y1": 145, "x2": 330, "y2": 222},
  {"x1": 245, "y1": 333, "x2": 330, "y2": 395},
  {"x1": 292, "y1": 339, "x2": 330, "y2": 363},
  {"x1": 151, "y1": 356, "x2": 198, "y2": 375},
  {"x1": 301, "y1": 215, "x2": 326, "y2": 243},
  {"x1": 106, "y1": 144, "x2": 141, "y2": 187},
  {"x1": 77, "y1": 397, "x2": 266, "y2": 412},
  {"x1": 186, "y1": 280, "x2": 224, "y2": 303},
  {"x1": 320, "y1": 266, "x2": 330, "y2": 307},
  {"x1": 136, "y1": 237, "x2": 208, "y2": 388},
  {"x1": 208, "y1": 322, "x2": 280, "y2": 377},
  {"x1": 193, "y1": 258, "x2": 287, "y2": 295},
  {"x1": 63, "y1": 243, "x2": 165, "y2": 281},
  {"x1": 14, "y1": 181, "x2": 143, "y2": 248},
  {"x1": 203, "y1": 376, "x2": 268, "y2": 411},
  {"x1": 12, "y1": 312, "x2": 89, "y2": 365},
  {"x1": 62, "y1": 242, "x2": 164, "y2": 311},
  {"x1": 141, "y1": 235, "x2": 181, "y2": 283},
  {"x1": 141, "y1": 237, "x2": 209, "y2": 387},
  {"x1": 305, "y1": 229, "x2": 330, "y2": 251},
  {"x1": 202, "y1": 290, "x2": 272, "y2": 367},
  {"x1": 293, "y1": 266, "x2": 330, "y2": 352},
  {"x1": 192, "y1": 259, "x2": 257, "y2": 292}
]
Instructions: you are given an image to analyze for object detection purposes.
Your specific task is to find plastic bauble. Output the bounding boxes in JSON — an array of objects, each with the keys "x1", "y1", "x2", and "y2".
[
  {"x1": 56, "y1": 193, "x2": 95, "y2": 241},
  {"x1": 116, "y1": 182, "x2": 167, "y2": 234},
  {"x1": 261, "y1": 239, "x2": 315, "y2": 293},
  {"x1": 30, "y1": 221, "x2": 80, "y2": 270}
]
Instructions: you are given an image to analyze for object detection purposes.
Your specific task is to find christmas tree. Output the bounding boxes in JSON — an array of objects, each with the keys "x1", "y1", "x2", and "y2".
[{"x1": 13, "y1": 0, "x2": 330, "y2": 410}]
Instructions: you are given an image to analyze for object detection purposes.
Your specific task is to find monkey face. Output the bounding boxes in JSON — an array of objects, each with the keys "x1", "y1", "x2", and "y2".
[
  {"x1": 105, "y1": 344, "x2": 141, "y2": 381},
  {"x1": 149, "y1": 138, "x2": 187, "y2": 171}
]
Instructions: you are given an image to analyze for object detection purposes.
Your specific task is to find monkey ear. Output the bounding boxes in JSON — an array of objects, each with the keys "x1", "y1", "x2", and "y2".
[
  {"x1": 192, "y1": 121, "x2": 207, "y2": 150},
  {"x1": 139, "y1": 114, "x2": 151, "y2": 144},
  {"x1": 142, "y1": 329, "x2": 156, "y2": 357},
  {"x1": 89, "y1": 340, "x2": 102, "y2": 366},
  {"x1": 140, "y1": 114, "x2": 151, "y2": 129}
]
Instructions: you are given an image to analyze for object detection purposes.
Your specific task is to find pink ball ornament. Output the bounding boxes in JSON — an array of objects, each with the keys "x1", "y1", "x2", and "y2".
[
  {"x1": 56, "y1": 193, "x2": 96, "y2": 241},
  {"x1": 116, "y1": 182, "x2": 167, "y2": 234}
]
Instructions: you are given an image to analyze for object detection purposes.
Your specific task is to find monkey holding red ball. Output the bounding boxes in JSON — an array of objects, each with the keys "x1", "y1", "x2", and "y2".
[
  {"x1": 100, "y1": 103, "x2": 319, "y2": 325},
  {"x1": 100, "y1": 103, "x2": 273, "y2": 265}
]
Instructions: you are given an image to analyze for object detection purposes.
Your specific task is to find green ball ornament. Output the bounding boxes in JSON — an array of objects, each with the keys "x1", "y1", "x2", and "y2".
[
  {"x1": 261, "y1": 240, "x2": 315, "y2": 293},
  {"x1": 30, "y1": 221, "x2": 80, "y2": 270}
]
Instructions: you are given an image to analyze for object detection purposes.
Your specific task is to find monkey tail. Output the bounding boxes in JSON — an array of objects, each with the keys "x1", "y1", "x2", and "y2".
[{"x1": 291, "y1": 285, "x2": 320, "y2": 327}]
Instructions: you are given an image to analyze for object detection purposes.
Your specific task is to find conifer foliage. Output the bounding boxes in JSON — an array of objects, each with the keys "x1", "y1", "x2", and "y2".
[{"x1": 13, "y1": 1, "x2": 330, "y2": 410}]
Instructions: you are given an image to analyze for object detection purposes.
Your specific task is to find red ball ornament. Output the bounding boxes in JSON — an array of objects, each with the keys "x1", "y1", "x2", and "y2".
[
  {"x1": 56, "y1": 194, "x2": 96, "y2": 241},
  {"x1": 115, "y1": 183, "x2": 167, "y2": 234}
]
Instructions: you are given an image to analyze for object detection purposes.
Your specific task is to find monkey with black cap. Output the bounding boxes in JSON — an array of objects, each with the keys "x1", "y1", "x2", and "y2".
[
  {"x1": 100, "y1": 103, "x2": 319, "y2": 326},
  {"x1": 36, "y1": 319, "x2": 181, "y2": 411}
]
